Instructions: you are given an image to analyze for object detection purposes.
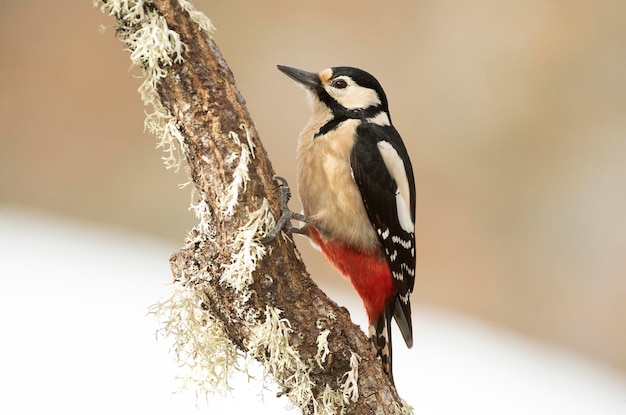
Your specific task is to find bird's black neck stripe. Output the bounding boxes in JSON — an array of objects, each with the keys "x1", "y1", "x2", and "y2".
[
  {"x1": 314, "y1": 106, "x2": 382, "y2": 138},
  {"x1": 315, "y1": 117, "x2": 347, "y2": 138}
]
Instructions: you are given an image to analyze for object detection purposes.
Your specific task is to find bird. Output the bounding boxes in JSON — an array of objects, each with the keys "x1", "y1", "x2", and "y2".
[{"x1": 267, "y1": 65, "x2": 416, "y2": 385}]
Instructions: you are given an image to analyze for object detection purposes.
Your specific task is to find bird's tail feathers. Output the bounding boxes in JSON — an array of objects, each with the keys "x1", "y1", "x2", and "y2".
[
  {"x1": 368, "y1": 306, "x2": 395, "y2": 385},
  {"x1": 392, "y1": 296, "x2": 413, "y2": 348}
]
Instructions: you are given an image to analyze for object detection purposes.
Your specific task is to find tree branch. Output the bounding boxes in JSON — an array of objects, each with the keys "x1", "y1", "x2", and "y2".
[{"x1": 96, "y1": 1, "x2": 411, "y2": 413}]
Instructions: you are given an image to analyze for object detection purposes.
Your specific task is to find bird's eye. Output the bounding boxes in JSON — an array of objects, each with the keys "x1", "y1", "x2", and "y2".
[{"x1": 331, "y1": 79, "x2": 348, "y2": 89}]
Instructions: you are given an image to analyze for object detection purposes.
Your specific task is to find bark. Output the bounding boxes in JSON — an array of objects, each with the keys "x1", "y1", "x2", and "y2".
[{"x1": 99, "y1": 1, "x2": 407, "y2": 413}]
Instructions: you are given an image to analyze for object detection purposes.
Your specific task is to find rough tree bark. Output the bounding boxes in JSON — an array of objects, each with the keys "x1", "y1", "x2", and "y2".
[{"x1": 97, "y1": 1, "x2": 410, "y2": 414}]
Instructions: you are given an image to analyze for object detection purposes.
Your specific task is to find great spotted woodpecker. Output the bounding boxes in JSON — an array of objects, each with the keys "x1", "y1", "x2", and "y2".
[{"x1": 267, "y1": 65, "x2": 416, "y2": 384}]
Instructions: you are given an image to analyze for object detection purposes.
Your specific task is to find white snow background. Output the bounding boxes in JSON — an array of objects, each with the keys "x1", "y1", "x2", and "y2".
[{"x1": 1, "y1": 206, "x2": 625, "y2": 414}]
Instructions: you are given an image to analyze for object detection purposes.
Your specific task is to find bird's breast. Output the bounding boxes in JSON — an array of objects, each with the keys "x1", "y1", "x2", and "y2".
[{"x1": 296, "y1": 118, "x2": 379, "y2": 251}]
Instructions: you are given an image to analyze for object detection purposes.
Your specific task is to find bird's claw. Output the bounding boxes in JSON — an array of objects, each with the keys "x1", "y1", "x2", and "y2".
[{"x1": 261, "y1": 176, "x2": 308, "y2": 243}]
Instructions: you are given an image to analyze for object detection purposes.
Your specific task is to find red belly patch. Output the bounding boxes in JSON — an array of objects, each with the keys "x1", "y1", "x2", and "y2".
[{"x1": 309, "y1": 228, "x2": 395, "y2": 322}]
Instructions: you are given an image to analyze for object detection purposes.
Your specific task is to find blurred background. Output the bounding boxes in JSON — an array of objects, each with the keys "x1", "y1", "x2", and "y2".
[{"x1": 1, "y1": 0, "x2": 625, "y2": 412}]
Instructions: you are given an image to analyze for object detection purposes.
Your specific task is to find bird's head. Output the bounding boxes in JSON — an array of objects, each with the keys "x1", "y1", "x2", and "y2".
[{"x1": 277, "y1": 65, "x2": 390, "y2": 120}]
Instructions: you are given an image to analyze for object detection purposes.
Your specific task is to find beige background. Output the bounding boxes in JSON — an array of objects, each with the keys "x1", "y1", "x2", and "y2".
[{"x1": 1, "y1": 0, "x2": 625, "y2": 375}]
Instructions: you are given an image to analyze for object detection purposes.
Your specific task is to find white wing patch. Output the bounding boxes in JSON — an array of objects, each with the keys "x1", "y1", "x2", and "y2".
[
  {"x1": 377, "y1": 141, "x2": 414, "y2": 233},
  {"x1": 366, "y1": 111, "x2": 391, "y2": 126}
]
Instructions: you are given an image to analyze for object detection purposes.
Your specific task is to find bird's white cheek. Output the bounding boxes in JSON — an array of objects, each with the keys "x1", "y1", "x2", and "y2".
[{"x1": 328, "y1": 85, "x2": 381, "y2": 110}]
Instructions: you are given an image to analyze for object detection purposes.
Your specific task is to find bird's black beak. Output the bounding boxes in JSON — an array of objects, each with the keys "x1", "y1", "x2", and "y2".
[{"x1": 277, "y1": 65, "x2": 320, "y2": 88}]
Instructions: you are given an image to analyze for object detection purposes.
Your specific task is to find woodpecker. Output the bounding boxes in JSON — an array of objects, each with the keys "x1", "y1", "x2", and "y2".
[{"x1": 269, "y1": 65, "x2": 416, "y2": 384}]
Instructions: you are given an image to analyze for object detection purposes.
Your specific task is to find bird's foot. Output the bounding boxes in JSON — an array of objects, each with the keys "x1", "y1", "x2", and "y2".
[{"x1": 261, "y1": 176, "x2": 309, "y2": 243}]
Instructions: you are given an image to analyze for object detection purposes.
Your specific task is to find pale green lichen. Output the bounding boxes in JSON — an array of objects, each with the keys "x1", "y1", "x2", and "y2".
[
  {"x1": 219, "y1": 198, "x2": 274, "y2": 298},
  {"x1": 342, "y1": 352, "x2": 360, "y2": 403},
  {"x1": 220, "y1": 124, "x2": 256, "y2": 216},
  {"x1": 95, "y1": 0, "x2": 192, "y2": 171},
  {"x1": 247, "y1": 306, "x2": 299, "y2": 377},
  {"x1": 247, "y1": 306, "x2": 363, "y2": 415},
  {"x1": 148, "y1": 282, "x2": 239, "y2": 398},
  {"x1": 246, "y1": 306, "x2": 318, "y2": 413},
  {"x1": 319, "y1": 385, "x2": 350, "y2": 415},
  {"x1": 315, "y1": 329, "x2": 331, "y2": 368},
  {"x1": 313, "y1": 354, "x2": 362, "y2": 415},
  {"x1": 395, "y1": 399, "x2": 415, "y2": 415},
  {"x1": 186, "y1": 188, "x2": 213, "y2": 245},
  {"x1": 179, "y1": 0, "x2": 216, "y2": 36}
]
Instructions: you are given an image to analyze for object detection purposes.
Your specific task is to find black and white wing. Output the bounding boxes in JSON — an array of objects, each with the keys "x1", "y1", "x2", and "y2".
[{"x1": 350, "y1": 122, "x2": 416, "y2": 347}]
